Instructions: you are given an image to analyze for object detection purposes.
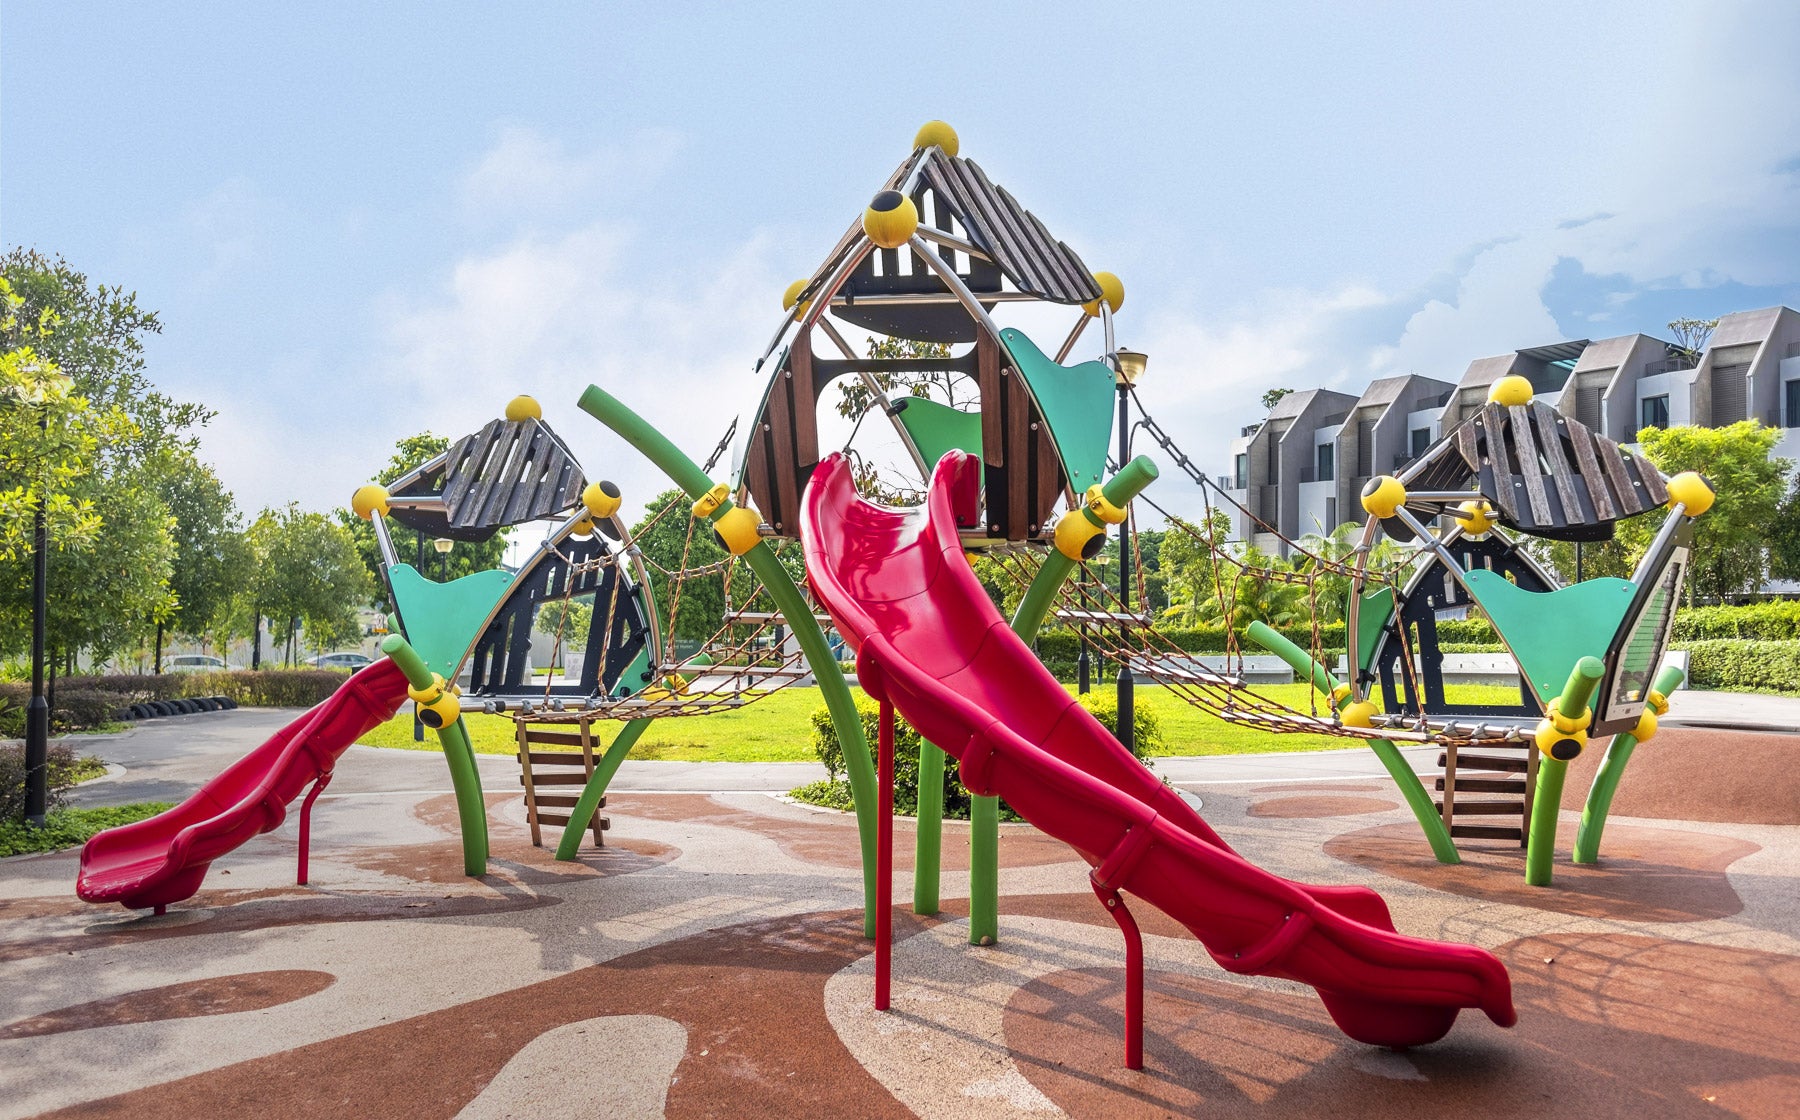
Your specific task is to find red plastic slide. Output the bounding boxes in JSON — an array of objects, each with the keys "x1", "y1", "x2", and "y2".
[
  {"x1": 77, "y1": 659, "x2": 410, "y2": 913},
  {"x1": 801, "y1": 451, "x2": 1514, "y2": 1049}
]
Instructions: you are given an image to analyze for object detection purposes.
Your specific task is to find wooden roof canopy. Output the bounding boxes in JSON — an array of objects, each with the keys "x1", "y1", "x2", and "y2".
[
  {"x1": 388, "y1": 416, "x2": 591, "y2": 542},
  {"x1": 737, "y1": 130, "x2": 1112, "y2": 541},
  {"x1": 1404, "y1": 400, "x2": 1669, "y2": 543}
]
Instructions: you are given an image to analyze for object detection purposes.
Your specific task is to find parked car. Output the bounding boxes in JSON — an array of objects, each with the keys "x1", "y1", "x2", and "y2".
[
  {"x1": 312, "y1": 652, "x2": 375, "y2": 671},
  {"x1": 167, "y1": 654, "x2": 229, "y2": 673}
]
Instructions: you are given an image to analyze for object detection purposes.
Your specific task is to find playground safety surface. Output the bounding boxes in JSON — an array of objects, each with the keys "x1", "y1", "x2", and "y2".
[{"x1": 2, "y1": 714, "x2": 1796, "y2": 1118}]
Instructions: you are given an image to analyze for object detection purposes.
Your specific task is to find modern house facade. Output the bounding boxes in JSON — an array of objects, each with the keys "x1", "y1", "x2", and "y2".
[{"x1": 1220, "y1": 305, "x2": 1800, "y2": 555}]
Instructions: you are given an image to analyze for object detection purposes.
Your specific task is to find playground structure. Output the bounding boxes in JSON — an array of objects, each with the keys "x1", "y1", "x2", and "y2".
[{"x1": 73, "y1": 121, "x2": 1717, "y2": 1067}]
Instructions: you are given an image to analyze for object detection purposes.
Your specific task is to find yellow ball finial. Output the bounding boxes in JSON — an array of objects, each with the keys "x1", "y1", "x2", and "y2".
[
  {"x1": 1665, "y1": 471, "x2": 1714, "y2": 516},
  {"x1": 505, "y1": 395, "x2": 542, "y2": 422},
  {"x1": 1455, "y1": 499, "x2": 1497, "y2": 537},
  {"x1": 1082, "y1": 271, "x2": 1125, "y2": 317},
  {"x1": 583, "y1": 480, "x2": 622, "y2": 519},
  {"x1": 863, "y1": 190, "x2": 919, "y2": 250},
  {"x1": 570, "y1": 516, "x2": 596, "y2": 538},
  {"x1": 1487, "y1": 375, "x2": 1533, "y2": 407},
  {"x1": 1360, "y1": 475, "x2": 1408, "y2": 519},
  {"x1": 782, "y1": 278, "x2": 811, "y2": 316},
  {"x1": 913, "y1": 120, "x2": 959, "y2": 157},
  {"x1": 351, "y1": 484, "x2": 390, "y2": 520}
]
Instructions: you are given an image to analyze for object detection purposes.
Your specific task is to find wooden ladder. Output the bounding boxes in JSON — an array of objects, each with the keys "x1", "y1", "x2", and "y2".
[
  {"x1": 1436, "y1": 741, "x2": 1538, "y2": 846},
  {"x1": 515, "y1": 723, "x2": 609, "y2": 848}
]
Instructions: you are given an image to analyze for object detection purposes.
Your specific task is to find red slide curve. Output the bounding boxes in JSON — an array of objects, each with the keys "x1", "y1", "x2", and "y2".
[
  {"x1": 801, "y1": 451, "x2": 1514, "y2": 1048},
  {"x1": 77, "y1": 659, "x2": 409, "y2": 913}
]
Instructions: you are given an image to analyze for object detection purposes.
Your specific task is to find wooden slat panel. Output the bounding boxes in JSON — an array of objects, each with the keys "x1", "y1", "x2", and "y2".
[
  {"x1": 521, "y1": 729, "x2": 590, "y2": 747},
  {"x1": 1564, "y1": 416, "x2": 1616, "y2": 520},
  {"x1": 534, "y1": 812, "x2": 573, "y2": 826},
  {"x1": 1006, "y1": 364, "x2": 1031, "y2": 538},
  {"x1": 1032, "y1": 408, "x2": 1065, "y2": 535},
  {"x1": 960, "y1": 161, "x2": 1053, "y2": 295},
  {"x1": 932, "y1": 157, "x2": 1031, "y2": 292},
  {"x1": 790, "y1": 329, "x2": 819, "y2": 468},
  {"x1": 532, "y1": 794, "x2": 585, "y2": 808},
  {"x1": 1532, "y1": 404, "x2": 1584, "y2": 523},
  {"x1": 1477, "y1": 408, "x2": 1519, "y2": 522},
  {"x1": 442, "y1": 422, "x2": 502, "y2": 520},
  {"x1": 466, "y1": 425, "x2": 522, "y2": 529},
  {"x1": 524, "y1": 772, "x2": 594, "y2": 786},
  {"x1": 1632, "y1": 452, "x2": 1668, "y2": 505},
  {"x1": 977, "y1": 331, "x2": 1004, "y2": 468},
  {"x1": 1506, "y1": 404, "x2": 1553, "y2": 525},
  {"x1": 764, "y1": 344, "x2": 797, "y2": 531},
  {"x1": 498, "y1": 427, "x2": 547, "y2": 526},
  {"x1": 1454, "y1": 419, "x2": 1481, "y2": 473},
  {"x1": 1594, "y1": 434, "x2": 1644, "y2": 516}
]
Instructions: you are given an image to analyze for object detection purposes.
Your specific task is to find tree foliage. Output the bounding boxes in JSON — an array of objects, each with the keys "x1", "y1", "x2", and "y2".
[
  {"x1": 246, "y1": 505, "x2": 375, "y2": 664},
  {"x1": 630, "y1": 489, "x2": 730, "y2": 643}
]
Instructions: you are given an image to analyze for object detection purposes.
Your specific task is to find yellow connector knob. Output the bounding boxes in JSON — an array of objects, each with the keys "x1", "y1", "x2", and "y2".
[
  {"x1": 1630, "y1": 709, "x2": 1659, "y2": 742},
  {"x1": 570, "y1": 516, "x2": 595, "y2": 538},
  {"x1": 504, "y1": 395, "x2": 542, "y2": 422},
  {"x1": 1548, "y1": 706, "x2": 1591, "y2": 735},
  {"x1": 583, "y1": 479, "x2": 622, "y2": 519},
  {"x1": 1338, "y1": 699, "x2": 1378, "y2": 728},
  {"x1": 408, "y1": 673, "x2": 462, "y2": 729},
  {"x1": 1083, "y1": 484, "x2": 1127, "y2": 525},
  {"x1": 913, "y1": 120, "x2": 959, "y2": 157},
  {"x1": 1665, "y1": 471, "x2": 1714, "y2": 516},
  {"x1": 1455, "y1": 499, "x2": 1496, "y2": 537},
  {"x1": 863, "y1": 190, "x2": 919, "y2": 250},
  {"x1": 1082, "y1": 271, "x2": 1125, "y2": 317},
  {"x1": 1487, "y1": 375, "x2": 1534, "y2": 407},
  {"x1": 1360, "y1": 475, "x2": 1407, "y2": 519},
  {"x1": 1053, "y1": 507, "x2": 1106, "y2": 561},
  {"x1": 691, "y1": 482, "x2": 730, "y2": 519},
  {"x1": 781, "y1": 278, "x2": 811, "y2": 316},
  {"x1": 350, "y1": 484, "x2": 390, "y2": 520},
  {"x1": 1331, "y1": 682, "x2": 1353, "y2": 706},
  {"x1": 712, "y1": 505, "x2": 763, "y2": 556},
  {"x1": 1534, "y1": 718, "x2": 1586, "y2": 761},
  {"x1": 1647, "y1": 689, "x2": 1670, "y2": 717}
]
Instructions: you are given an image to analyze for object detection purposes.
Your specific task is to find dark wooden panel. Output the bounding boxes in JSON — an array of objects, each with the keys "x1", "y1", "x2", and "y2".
[
  {"x1": 1507, "y1": 404, "x2": 1553, "y2": 526},
  {"x1": 1532, "y1": 404, "x2": 1585, "y2": 524},
  {"x1": 1632, "y1": 452, "x2": 1667, "y2": 505},
  {"x1": 1454, "y1": 420, "x2": 1481, "y2": 472},
  {"x1": 791, "y1": 329, "x2": 819, "y2": 469},
  {"x1": 1032, "y1": 412, "x2": 1065, "y2": 536},
  {"x1": 1006, "y1": 363, "x2": 1031, "y2": 538},
  {"x1": 977, "y1": 331, "x2": 1005, "y2": 468},
  {"x1": 1593, "y1": 434, "x2": 1644, "y2": 516},
  {"x1": 1477, "y1": 409, "x2": 1519, "y2": 522},
  {"x1": 1565, "y1": 418, "x2": 1615, "y2": 520}
]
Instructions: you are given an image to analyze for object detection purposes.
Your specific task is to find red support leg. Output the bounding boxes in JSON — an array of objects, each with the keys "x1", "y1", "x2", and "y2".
[
  {"x1": 297, "y1": 770, "x2": 333, "y2": 887},
  {"x1": 875, "y1": 698, "x2": 894, "y2": 1011},
  {"x1": 1091, "y1": 879, "x2": 1145, "y2": 1070}
]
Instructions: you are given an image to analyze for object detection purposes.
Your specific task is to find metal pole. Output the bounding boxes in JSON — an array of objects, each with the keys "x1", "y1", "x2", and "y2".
[
  {"x1": 1115, "y1": 384, "x2": 1135, "y2": 755},
  {"x1": 25, "y1": 408, "x2": 50, "y2": 824}
]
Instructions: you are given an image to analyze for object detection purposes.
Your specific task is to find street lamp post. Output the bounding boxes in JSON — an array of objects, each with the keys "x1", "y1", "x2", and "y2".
[
  {"x1": 1112, "y1": 349, "x2": 1147, "y2": 755},
  {"x1": 433, "y1": 537, "x2": 454, "y2": 580},
  {"x1": 25, "y1": 407, "x2": 50, "y2": 825}
]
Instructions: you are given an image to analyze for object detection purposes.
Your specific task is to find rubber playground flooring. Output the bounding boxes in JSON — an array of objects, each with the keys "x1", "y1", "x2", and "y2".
[{"x1": 2, "y1": 725, "x2": 1796, "y2": 1118}]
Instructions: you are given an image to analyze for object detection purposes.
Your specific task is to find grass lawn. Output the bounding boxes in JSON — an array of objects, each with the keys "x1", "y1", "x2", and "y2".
[
  {"x1": 357, "y1": 682, "x2": 1525, "y2": 762},
  {"x1": 0, "y1": 803, "x2": 172, "y2": 858}
]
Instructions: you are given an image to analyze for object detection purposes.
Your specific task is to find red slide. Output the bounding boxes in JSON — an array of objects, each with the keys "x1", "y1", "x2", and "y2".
[
  {"x1": 801, "y1": 451, "x2": 1514, "y2": 1048},
  {"x1": 77, "y1": 659, "x2": 410, "y2": 913}
]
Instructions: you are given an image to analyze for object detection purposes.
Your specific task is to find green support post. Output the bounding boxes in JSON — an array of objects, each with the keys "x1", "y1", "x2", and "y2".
[
  {"x1": 578, "y1": 385, "x2": 882, "y2": 936},
  {"x1": 381, "y1": 634, "x2": 488, "y2": 876},
  {"x1": 555, "y1": 717, "x2": 654, "y2": 860},
  {"x1": 930, "y1": 455, "x2": 1160, "y2": 946},
  {"x1": 1573, "y1": 663, "x2": 1685, "y2": 865},
  {"x1": 1246, "y1": 620, "x2": 1460, "y2": 864},
  {"x1": 1526, "y1": 656, "x2": 1605, "y2": 886},
  {"x1": 913, "y1": 740, "x2": 944, "y2": 915}
]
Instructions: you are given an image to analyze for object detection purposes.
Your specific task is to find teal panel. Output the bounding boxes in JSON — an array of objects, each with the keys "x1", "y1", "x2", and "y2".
[
  {"x1": 897, "y1": 398, "x2": 983, "y2": 469},
  {"x1": 1356, "y1": 587, "x2": 1395, "y2": 674},
  {"x1": 613, "y1": 644, "x2": 653, "y2": 697},
  {"x1": 389, "y1": 564, "x2": 515, "y2": 680},
  {"x1": 1462, "y1": 572, "x2": 1634, "y2": 705},
  {"x1": 998, "y1": 327, "x2": 1116, "y2": 493}
]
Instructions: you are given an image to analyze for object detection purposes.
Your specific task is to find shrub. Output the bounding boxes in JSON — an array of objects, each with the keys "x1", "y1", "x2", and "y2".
[
  {"x1": 0, "y1": 742, "x2": 100, "y2": 821},
  {"x1": 0, "y1": 802, "x2": 172, "y2": 857},
  {"x1": 1678, "y1": 639, "x2": 1800, "y2": 694},
  {"x1": 1672, "y1": 601, "x2": 1800, "y2": 642},
  {"x1": 1074, "y1": 691, "x2": 1163, "y2": 756},
  {"x1": 173, "y1": 669, "x2": 347, "y2": 708}
]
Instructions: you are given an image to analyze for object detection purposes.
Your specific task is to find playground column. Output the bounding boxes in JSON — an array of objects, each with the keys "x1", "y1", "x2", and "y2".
[
  {"x1": 381, "y1": 634, "x2": 488, "y2": 876},
  {"x1": 1526, "y1": 656, "x2": 1605, "y2": 886},
  {"x1": 1573, "y1": 663, "x2": 1685, "y2": 864}
]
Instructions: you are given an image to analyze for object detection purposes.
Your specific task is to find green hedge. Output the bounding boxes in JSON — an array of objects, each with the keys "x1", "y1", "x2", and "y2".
[
  {"x1": 0, "y1": 669, "x2": 354, "y2": 732},
  {"x1": 1679, "y1": 639, "x2": 1800, "y2": 694},
  {"x1": 1672, "y1": 601, "x2": 1800, "y2": 642}
]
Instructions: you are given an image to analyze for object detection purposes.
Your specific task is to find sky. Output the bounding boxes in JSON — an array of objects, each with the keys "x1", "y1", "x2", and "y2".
[{"x1": 5, "y1": 1, "x2": 1798, "y2": 534}]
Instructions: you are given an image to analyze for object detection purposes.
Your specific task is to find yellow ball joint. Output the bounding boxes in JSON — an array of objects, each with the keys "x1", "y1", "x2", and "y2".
[
  {"x1": 1665, "y1": 471, "x2": 1715, "y2": 517},
  {"x1": 781, "y1": 279, "x2": 812, "y2": 317},
  {"x1": 1632, "y1": 689, "x2": 1672, "y2": 742},
  {"x1": 1455, "y1": 499, "x2": 1497, "y2": 537},
  {"x1": 863, "y1": 190, "x2": 919, "y2": 250},
  {"x1": 1487, "y1": 375, "x2": 1534, "y2": 407},
  {"x1": 1083, "y1": 484, "x2": 1128, "y2": 525},
  {"x1": 1534, "y1": 706, "x2": 1591, "y2": 761},
  {"x1": 1082, "y1": 271, "x2": 1125, "y2": 318},
  {"x1": 692, "y1": 483, "x2": 761, "y2": 556},
  {"x1": 409, "y1": 673, "x2": 462, "y2": 730},
  {"x1": 570, "y1": 516, "x2": 596, "y2": 538},
  {"x1": 1360, "y1": 475, "x2": 1408, "y2": 519},
  {"x1": 1338, "y1": 699, "x2": 1379, "y2": 728},
  {"x1": 505, "y1": 395, "x2": 542, "y2": 422},
  {"x1": 1053, "y1": 507, "x2": 1107, "y2": 562},
  {"x1": 583, "y1": 479, "x2": 622, "y2": 519},
  {"x1": 350, "y1": 484, "x2": 390, "y2": 520},
  {"x1": 913, "y1": 120, "x2": 959, "y2": 157}
]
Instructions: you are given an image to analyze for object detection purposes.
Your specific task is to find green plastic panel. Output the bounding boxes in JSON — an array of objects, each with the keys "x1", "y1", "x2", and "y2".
[
  {"x1": 1355, "y1": 587, "x2": 1395, "y2": 674},
  {"x1": 897, "y1": 397, "x2": 983, "y2": 469},
  {"x1": 998, "y1": 327, "x2": 1116, "y2": 493},
  {"x1": 1462, "y1": 572, "x2": 1635, "y2": 705},
  {"x1": 388, "y1": 564, "x2": 515, "y2": 680}
]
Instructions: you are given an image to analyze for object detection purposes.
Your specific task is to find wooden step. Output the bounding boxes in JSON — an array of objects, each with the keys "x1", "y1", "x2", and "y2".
[
  {"x1": 517, "y1": 749, "x2": 593, "y2": 766},
  {"x1": 1450, "y1": 824, "x2": 1523, "y2": 840},
  {"x1": 1434, "y1": 800, "x2": 1523, "y2": 816},
  {"x1": 518, "y1": 730, "x2": 590, "y2": 748},
  {"x1": 1436, "y1": 751, "x2": 1529, "y2": 773},
  {"x1": 518, "y1": 772, "x2": 593, "y2": 786},
  {"x1": 1436, "y1": 777, "x2": 1526, "y2": 795},
  {"x1": 534, "y1": 812, "x2": 611, "y2": 829},
  {"x1": 532, "y1": 793, "x2": 607, "y2": 809}
]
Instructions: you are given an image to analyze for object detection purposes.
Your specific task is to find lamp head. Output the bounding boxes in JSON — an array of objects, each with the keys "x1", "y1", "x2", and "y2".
[
  {"x1": 1114, "y1": 349, "x2": 1148, "y2": 388},
  {"x1": 432, "y1": 538, "x2": 454, "y2": 555}
]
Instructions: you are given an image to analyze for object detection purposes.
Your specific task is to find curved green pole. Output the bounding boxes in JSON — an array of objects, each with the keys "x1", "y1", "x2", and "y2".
[
  {"x1": 1526, "y1": 656, "x2": 1605, "y2": 886},
  {"x1": 381, "y1": 634, "x2": 488, "y2": 876},
  {"x1": 1247, "y1": 620, "x2": 1460, "y2": 864},
  {"x1": 578, "y1": 385, "x2": 880, "y2": 936},
  {"x1": 556, "y1": 717, "x2": 654, "y2": 860},
  {"x1": 1573, "y1": 663, "x2": 1685, "y2": 865}
]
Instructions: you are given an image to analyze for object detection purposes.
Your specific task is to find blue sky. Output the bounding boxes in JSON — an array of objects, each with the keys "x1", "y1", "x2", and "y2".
[{"x1": 5, "y1": 2, "x2": 1797, "y2": 524}]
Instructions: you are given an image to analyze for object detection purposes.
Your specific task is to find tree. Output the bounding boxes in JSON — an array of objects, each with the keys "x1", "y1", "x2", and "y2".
[
  {"x1": 834, "y1": 336, "x2": 965, "y2": 502},
  {"x1": 630, "y1": 489, "x2": 729, "y2": 643},
  {"x1": 1636, "y1": 422, "x2": 1790, "y2": 602},
  {"x1": 245, "y1": 505, "x2": 376, "y2": 665},
  {"x1": 1260, "y1": 387, "x2": 1294, "y2": 411},
  {"x1": 154, "y1": 453, "x2": 251, "y2": 662},
  {"x1": 1668, "y1": 317, "x2": 1719, "y2": 364},
  {"x1": 1157, "y1": 511, "x2": 1235, "y2": 626},
  {"x1": 1771, "y1": 478, "x2": 1800, "y2": 585},
  {"x1": 339, "y1": 431, "x2": 510, "y2": 605}
]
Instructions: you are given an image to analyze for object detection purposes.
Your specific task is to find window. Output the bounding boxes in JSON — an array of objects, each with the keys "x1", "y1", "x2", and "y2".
[
  {"x1": 1316, "y1": 443, "x2": 1334, "y2": 482},
  {"x1": 1641, "y1": 394, "x2": 1669, "y2": 432},
  {"x1": 1786, "y1": 380, "x2": 1800, "y2": 428},
  {"x1": 1233, "y1": 453, "x2": 1248, "y2": 489},
  {"x1": 1410, "y1": 427, "x2": 1432, "y2": 458}
]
